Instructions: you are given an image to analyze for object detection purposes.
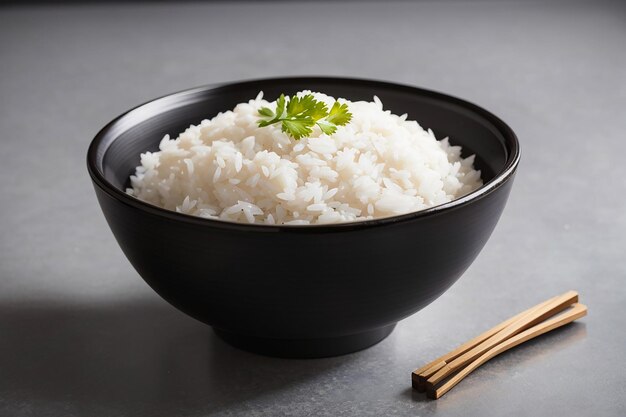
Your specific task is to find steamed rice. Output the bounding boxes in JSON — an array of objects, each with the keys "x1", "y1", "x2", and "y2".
[{"x1": 127, "y1": 91, "x2": 482, "y2": 225}]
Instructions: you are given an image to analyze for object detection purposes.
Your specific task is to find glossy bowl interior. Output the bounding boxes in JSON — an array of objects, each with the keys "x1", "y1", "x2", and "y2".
[{"x1": 88, "y1": 77, "x2": 519, "y2": 357}]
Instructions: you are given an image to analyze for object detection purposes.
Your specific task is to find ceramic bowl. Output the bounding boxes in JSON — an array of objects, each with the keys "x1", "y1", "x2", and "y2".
[{"x1": 87, "y1": 77, "x2": 520, "y2": 357}]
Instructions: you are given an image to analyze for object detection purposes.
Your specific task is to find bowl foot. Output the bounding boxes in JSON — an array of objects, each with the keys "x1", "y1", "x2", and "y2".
[{"x1": 213, "y1": 323, "x2": 397, "y2": 358}]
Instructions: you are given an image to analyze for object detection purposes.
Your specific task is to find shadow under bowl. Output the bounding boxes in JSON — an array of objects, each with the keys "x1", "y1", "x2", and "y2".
[{"x1": 87, "y1": 77, "x2": 520, "y2": 358}]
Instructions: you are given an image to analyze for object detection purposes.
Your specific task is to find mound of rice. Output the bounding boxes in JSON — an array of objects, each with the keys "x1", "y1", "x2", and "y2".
[{"x1": 127, "y1": 91, "x2": 482, "y2": 225}]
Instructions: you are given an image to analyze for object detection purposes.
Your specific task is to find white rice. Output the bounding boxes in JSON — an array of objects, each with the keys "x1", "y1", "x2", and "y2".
[{"x1": 127, "y1": 91, "x2": 482, "y2": 225}]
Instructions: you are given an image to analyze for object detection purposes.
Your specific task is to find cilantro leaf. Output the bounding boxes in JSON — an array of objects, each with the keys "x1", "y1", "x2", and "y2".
[
  {"x1": 308, "y1": 100, "x2": 329, "y2": 122},
  {"x1": 286, "y1": 94, "x2": 312, "y2": 116},
  {"x1": 276, "y1": 94, "x2": 287, "y2": 119},
  {"x1": 326, "y1": 101, "x2": 352, "y2": 126},
  {"x1": 282, "y1": 119, "x2": 314, "y2": 140},
  {"x1": 258, "y1": 107, "x2": 274, "y2": 118},
  {"x1": 257, "y1": 93, "x2": 352, "y2": 140},
  {"x1": 315, "y1": 119, "x2": 337, "y2": 136}
]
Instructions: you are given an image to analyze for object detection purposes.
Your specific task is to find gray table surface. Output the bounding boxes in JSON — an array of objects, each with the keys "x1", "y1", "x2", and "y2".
[{"x1": 1, "y1": 1, "x2": 625, "y2": 416}]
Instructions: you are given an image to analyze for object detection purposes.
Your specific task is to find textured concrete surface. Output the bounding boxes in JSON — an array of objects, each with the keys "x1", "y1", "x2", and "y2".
[{"x1": 1, "y1": 1, "x2": 625, "y2": 416}]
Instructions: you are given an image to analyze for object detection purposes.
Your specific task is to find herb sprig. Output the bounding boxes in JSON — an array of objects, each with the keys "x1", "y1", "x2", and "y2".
[{"x1": 258, "y1": 94, "x2": 352, "y2": 140}]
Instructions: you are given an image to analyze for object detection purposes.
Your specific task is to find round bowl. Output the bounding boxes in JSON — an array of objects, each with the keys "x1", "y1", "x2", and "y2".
[{"x1": 87, "y1": 77, "x2": 520, "y2": 358}]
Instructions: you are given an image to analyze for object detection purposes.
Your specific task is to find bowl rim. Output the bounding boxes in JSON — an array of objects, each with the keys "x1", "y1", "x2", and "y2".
[{"x1": 87, "y1": 76, "x2": 520, "y2": 233}]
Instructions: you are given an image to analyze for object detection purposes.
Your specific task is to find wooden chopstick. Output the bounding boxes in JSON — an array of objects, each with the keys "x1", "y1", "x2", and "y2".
[
  {"x1": 427, "y1": 302, "x2": 587, "y2": 399},
  {"x1": 411, "y1": 295, "x2": 557, "y2": 391},
  {"x1": 425, "y1": 290, "x2": 578, "y2": 388}
]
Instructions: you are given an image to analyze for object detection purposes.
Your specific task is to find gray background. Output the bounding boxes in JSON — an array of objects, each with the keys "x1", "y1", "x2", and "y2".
[{"x1": 1, "y1": 1, "x2": 625, "y2": 416}]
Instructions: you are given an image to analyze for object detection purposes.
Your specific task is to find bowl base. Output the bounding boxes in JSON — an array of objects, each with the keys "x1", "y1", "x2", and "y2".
[{"x1": 213, "y1": 323, "x2": 397, "y2": 358}]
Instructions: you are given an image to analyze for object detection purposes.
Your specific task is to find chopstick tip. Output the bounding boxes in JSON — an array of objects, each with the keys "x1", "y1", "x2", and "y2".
[{"x1": 426, "y1": 388, "x2": 440, "y2": 400}]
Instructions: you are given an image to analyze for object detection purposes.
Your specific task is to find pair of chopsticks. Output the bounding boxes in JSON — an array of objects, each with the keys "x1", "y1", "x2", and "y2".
[{"x1": 411, "y1": 290, "x2": 587, "y2": 399}]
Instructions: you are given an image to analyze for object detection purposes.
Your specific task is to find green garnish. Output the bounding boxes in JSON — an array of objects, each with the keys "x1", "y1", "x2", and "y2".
[{"x1": 257, "y1": 94, "x2": 352, "y2": 140}]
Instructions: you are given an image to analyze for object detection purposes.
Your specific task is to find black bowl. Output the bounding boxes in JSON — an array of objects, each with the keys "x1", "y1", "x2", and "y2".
[{"x1": 87, "y1": 77, "x2": 520, "y2": 358}]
